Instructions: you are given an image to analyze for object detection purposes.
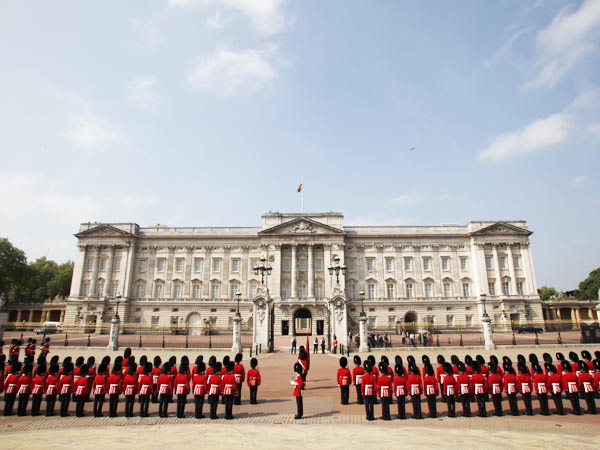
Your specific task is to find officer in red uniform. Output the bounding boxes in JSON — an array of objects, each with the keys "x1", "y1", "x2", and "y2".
[
  {"x1": 361, "y1": 361, "x2": 376, "y2": 421},
  {"x1": 423, "y1": 364, "x2": 438, "y2": 418},
  {"x1": 292, "y1": 362, "x2": 304, "y2": 419},
  {"x1": 407, "y1": 364, "x2": 423, "y2": 419},
  {"x1": 442, "y1": 363, "x2": 456, "y2": 418},
  {"x1": 377, "y1": 362, "x2": 392, "y2": 420},
  {"x1": 30, "y1": 363, "x2": 46, "y2": 416},
  {"x1": 436, "y1": 355, "x2": 447, "y2": 401},
  {"x1": 233, "y1": 353, "x2": 245, "y2": 405},
  {"x1": 151, "y1": 356, "x2": 162, "y2": 404},
  {"x1": 45, "y1": 363, "x2": 59, "y2": 416},
  {"x1": 207, "y1": 361, "x2": 222, "y2": 419},
  {"x1": 352, "y1": 355, "x2": 365, "y2": 405},
  {"x1": 503, "y1": 363, "x2": 518, "y2": 416},
  {"x1": 456, "y1": 362, "x2": 471, "y2": 417},
  {"x1": 59, "y1": 361, "x2": 74, "y2": 417},
  {"x1": 123, "y1": 364, "x2": 138, "y2": 418},
  {"x1": 562, "y1": 360, "x2": 581, "y2": 415},
  {"x1": 517, "y1": 363, "x2": 533, "y2": 416},
  {"x1": 92, "y1": 363, "x2": 108, "y2": 417},
  {"x1": 532, "y1": 363, "x2": 550, "y2": 416},
  {"x1": 192, "y1": 361, "x2": 207, "y2": 418},
  {"x1": 393, "y1": 362, "x2": 408, "y2": 419},
  {"x1": 107, "y1": 363, "x2": 123, "y2": 418},
  {"x1": 138, "y1": 362, "x2": 153, "y2": 418},
  {"x1": 157, "y1": 362, "x2": 173, "y2": 418},
  {"x1": 74, "y1": 364, "x2": 89, "y2": 417},
  {"x1": 16, "y1": 363, "x2": 33, "y2": 416},
  {"x1": 247, "y1": 358, "x2": 261, "y2": 405},
  {"x1": 487, "y1": 363, "x2": 503, "y2": 416},
  {"x1": 577, "y1": 361, "x2": 597, "y2": 414},
  {"x1": 545, "y1": 362, "x2": 564, "y2": 415},
  {"x1": 337, "y1": 357, "x2": 352, "y2": 405},
  {"x1": 174, "y1": 362, "x2": 190, "y2": 418},
  {"x1": 297, "y1": 347, "x2": 309, "y2": 387},
  {"x1": 471, "y1": 362, "x2": 487, "y2": 417},
  {"x1": 85, "y1": 356, "x2": 96, "y2": 402},
  {"x1": 221, "y1": 362, "x2": 237, "y2": 420}
]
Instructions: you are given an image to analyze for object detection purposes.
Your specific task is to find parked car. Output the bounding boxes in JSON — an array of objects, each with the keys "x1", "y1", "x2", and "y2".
[
  {"x1": 34, "y1": 321, "x2": 64, "y2": 335},
  {"x1": 515, "y1": 326, "x2": 544, "y2": 334}
]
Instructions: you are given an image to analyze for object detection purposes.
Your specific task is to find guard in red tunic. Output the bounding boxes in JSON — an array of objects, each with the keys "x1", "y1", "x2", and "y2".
[
  {"x1": 221, "y1": 362, "x2": 237, "y2": 420},
  {"x1": 393, "y1": 362, "x2": 407, "y2": 419},
  {"x1": 487, "y1": 363, "x2": 504, "y2": 416},
  {"x1": 352, "y1": 355, "x2": 365, "y2": 405},
  {"x1": 30, "y1": 363, "x2": 46, "y2": 416},
  {"x1": 471, "y1": 362, "x2": 487, "y2": 417},
  {"x1": 377, "y1": 362, "x2": 392, "y2": 420},
  {"x1": 158, "y1": 363, "x2": 173, "y2": 418},
  {"x1": 175, "y1": 362, "x2": 190, "y2": 418},
  {"x1": 123, "y1": 364, "x2": 138, "y2": 418},
  {"x1": 577, "y1": 361, "x2": 597, "y2": 415},
  {"x1": 8, "y1": 339, "x2": 20, "y2": 362},
  {"x1": 441, "y1": 363, "x2": 456, "y2": 418},
  {"x1": 247, "y1": 358, "x2": 261, "y2": 405},
  {"x1": 233, "y1": 353, "x2": 245, "y2": 405},
  {"x1": 25, "y1": 338, "x2": 36, "y2": 359},
  {"x1": 207, "y1": 361, "x2": 222, "y2": 419},
  {"x1": 594, "y1": 360, "x2": 600, "y2": 398},
  {"x1": 517, "y1": 363, "x2": 533, "y2": 416},
  {"x1": 456, "y1": 362, "x2": 471, "y2": 417},
  {"x1": 423, "y1": 364, "x2": 438, "y2": 418},
  {"x1": 192, "y1": 361, "x2": 207, "y2": 417},
  {"x1": 296, "y1": 347, "x2": 309, "y2": 388},
  {"x1": 108, "y1": 363, "x2": 123, "y2": 418},
  {"x1": 16, "y1": 363, "x2": 33, "y2": 416},
  {"x1": 361, "y1": 361, "x2": 376, "y2": 421},
  {"x1": 59, "y1": 361, "x2": 74, "y2": 417},
  {"x1": 503, "y1": 363, "x2": 519, "y2": 416},
  {"x1": 85, "y1": 356, "x2": 96, "y2": 402},
  {"x1": 292, "y1": 362, "x2": 304, "y2": 419},
  {"x1": 532, "y1": 363, "x2": 550, "y2": 416},
  {"x1": 151, "y1": 356, "x2": 162, "y2": 404},
  {"x1": 92, "y1": 363, "x2": 108, "y2": 417},
  {"x1": 74, "y1": 364, "x2": 89, "y2": 417},
  {"x1": 138, "y1": 362, "x2": 153, "y2": 417},
  {"x1": 45, "y1": 363, "x2": 59, "y2": 416},
  {"x1": 545, "y1": 362, "x2": 564, "y2": 415},
  {"x1": 407, "y1": 364, "x2": 423, "y2": 419},
  {"x1": 436, "y1": 355, "x2": 447, "y2": 402},
  {"x1": 561, "y1": 360, "x2": 581, "y2": 415},
  {"x1": 337, "y1": 357, "x2": 352, "y2": 405}
]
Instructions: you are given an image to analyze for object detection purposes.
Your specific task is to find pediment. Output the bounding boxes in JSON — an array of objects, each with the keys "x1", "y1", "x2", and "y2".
[
  {"x1": 76, "y1": 224, "x2": 135, "y2": 238},
  {"x1": 469, "y1": 222, "x2": 532, "y2": 237},
  {"x1": 259, "y1": 217, "x2": 344, "y2": 236}
]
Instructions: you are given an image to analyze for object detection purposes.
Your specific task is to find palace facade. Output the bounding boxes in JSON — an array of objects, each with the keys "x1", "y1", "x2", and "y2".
[{"x1": 65, "y1": 212, "x2": 544, "y2": 347}]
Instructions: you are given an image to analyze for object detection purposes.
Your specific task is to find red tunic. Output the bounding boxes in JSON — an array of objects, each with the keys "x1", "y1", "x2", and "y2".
[
  {"x1": 92, "y1": 374, "x2": 108, "y2": 396},
  {"x1": 45, "y1": 374, "x2": 59, "y2": 396},
  {"x1": 361, "y1": 373, "x2": 376, "y2": 397},
  {"x1": 107, "y1": 373, "x2": 123, "y2": 395},
  {"x1": 233, "y1": 363, "x2": 246, "y2": 385},
  {"x1": 157, "y1": 373, "x2": 172, "y2": 395},
  {"x1": 246, "y1": 369, "x2": 261, "y2": 388},
  {"x1": 59, "y1": 374, "x2": 73, "y2": 395},
  {"x1": 74, "y1": 375, "x2": 88, "y2": 396},
  {"x1": 423, "y1": 374, "x2": 438, "y2": 396},
  {"x1": 578, "y1": 372, "x2": 596, "y2": 393},
  {"x1": 32, "y1": 374, "x2": 46, "y2": 395},
  {"x1": 352, "y1": 365, "x2": 365, "y2": 387},
  {"x1": 123, "y1": 374, "x2": 138, "y2": 396},
  {"x1": 192, "y1": 373, "x2": 207, "y2": 395},
  {"x1": 532, "y1": 373, "x2": 548, "y2": 395},
  {"x1": 441, "y1": 373, "x2": 456, "y2": 397},
  {"x1": 207, "y1": 373, "x2": 221, "y2": 396},
  {"x1": 337, "y1": 367, "x2": 351, "y2": 387},
  {"x1": 174, "y1": 373, "x2": 189, "y2": 395},
  {"x1": 377, "y1": 374, "x2": 392, "y2": 398},
  {"x1": 547, "y1": 372, "x2": 563, "y2": 394},
  {"x1": 138, "y1": 374, "x2": 152, "y2": 396},
  {"x1": 503, "y1": 372, "x2": 518, "y2": 395},
  {"x1": 457, "y1": 373, "x2": 471, "y2": 395},
  {"x1": 4, "y1": 373, "x2": 19, "y2": 394},
  {"x1": 393, "y1": 374, "x2": 407, "y2": 397},
  {"x1": 471, "y1": 373, "x2": 487, "y2": 395},
  {"x1": 292, "y1": 374, "x2": 303, "y2": 397},
  {"x1": 517, "y1": 373, "x2": 532, "y2": 394},
  {"x1": 16, "y1": 374, "x2": 33, "y2": 395},
  {"x1": 487, "y1": 373, "x2": 503, "y2": 395},
  {"x1": 221, "y1": 373, "x2": 237, "y2": 396},
  {"x1": 562, "y1": 371, "x2": 579, "y2": 394},
  {"x1": 407, "y1": 374, "x2": 423, "y2": 396}
]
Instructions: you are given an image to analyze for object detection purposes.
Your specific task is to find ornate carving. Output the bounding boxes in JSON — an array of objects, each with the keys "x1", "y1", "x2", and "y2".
[
  {"x1": 292, "y1": 221, "x2": 316, "y2": 234},
  {"x1": 256, "y1": 299, "x2": 267, "y2": 323}
]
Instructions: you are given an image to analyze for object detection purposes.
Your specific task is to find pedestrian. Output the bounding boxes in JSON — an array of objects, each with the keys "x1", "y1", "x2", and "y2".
[
  {"x1": 503, "y1": 363, "x2": 519, "y2": 416},
  {"x1": 332, "y1": 336, "x2": 338, "y2": 354},
  {"x1": 517, "y1": 363, "x2": 533, "y2": 416},
  {"x1": 320, "y1": 337, "x2": 325, "y2": 354},
  {"x1": 151, "y1": 356, "x2": 162, "y2": 404},
  {"x1": 441, "y1": 363, "x2": 456, "y2": 418},
  {"x1": 74, "y1": 364, "x2": 89, "y2": 417},
  {"x1": 457, "y1": 362, "x2": 472, "y2": 417},
  {"x1": 158, "y1": 362, "x2": 173, "y2": 418},
  {"x1": 407, "y1": 364, "x2": 423, "y2": 419},
  {"x1": 472, "y1": 362, "x2": 487, "y2": 417},
  {"x1": 292, "y1": 362, "x2": 304, "y2": 419},
  {"x1": 233, "y1": 353, "x2": 245, "y2": 405},
  {"x1": 92, "y1": 363, "x2": 108, "y2": 417},
  {"x1": 192, "y1": 361, "x2": 207, "y2": 418},
  {"x1": 123, "y1": 363, "x2": 138, "y2": 418},
  {"x1": 488, "y1": 363, "x2": 504, "y2": 416},
  {"x1": 247, "y1": 358, "x2": 261, "y2": 405},
  {"x1": 297, "y1": 346, "x2": 309, "y2": 386},
  {"x1": 291, "y1": 336, "x2": 297, "y2": 354},
  {"x1": 337, "y1": 356, "x2": 351, "y2": 405},
  {"x1": 313, "y1": 338, "x2": 318, "y2": 354}
]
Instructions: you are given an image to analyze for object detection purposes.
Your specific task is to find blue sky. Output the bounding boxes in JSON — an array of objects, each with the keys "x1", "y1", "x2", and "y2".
[{"x1": 0, "y1": 0, "x2": 598, "y2": 291}]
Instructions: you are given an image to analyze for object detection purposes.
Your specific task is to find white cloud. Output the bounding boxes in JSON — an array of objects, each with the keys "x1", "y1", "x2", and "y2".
[
  {"x1": 206, "y1": 10, "x2": 225, "y2": 29},
  {"x1": 129, "y1": 12, "x2": 162, "y2": 48},
  {"x1": 386, "y1": 193, "x2": 422, "y2": 207},
  {"x1": 128, "y1": 75, "x2": 161, "y2": 109},
  {"x1": 482, "y1": 27, "x2": 532, "y2": 68},
  {"x1": 169, "y1": 0, "x2": 289, "y2": 36},
  {"x1": 570, "y1": 175, "x2": 587, "y2": 188},
  {"x1": 478, "y1": 113, "x2": 570, "y2": 163},
  {"x1": 65, "y1": 113, "x2": 123, "y2": 150},
  {"x1": 186, "y1": 44, "x2": 278, "y2": 95},
  {"x1": 525, "y1": 0, "x2": 600, "y2": 89}
]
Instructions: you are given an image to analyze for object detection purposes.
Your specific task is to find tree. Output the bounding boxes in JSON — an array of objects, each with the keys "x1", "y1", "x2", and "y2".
[
  {"x1": 538, "y1": 286, "x2": 559, "y2": 300},
  {"x1": 0, "y1": 238, "x2": 28, "y2": 307},
  {"x1": 576, "y1": 268, "x2": 600, "y2": 300}
]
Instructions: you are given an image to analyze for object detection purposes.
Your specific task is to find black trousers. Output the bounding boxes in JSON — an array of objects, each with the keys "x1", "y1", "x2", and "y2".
[
  {"x1": 567, "y1": 392, "x2": 581, "y2": 415},
  {"x1": 313, "y1": 345, "x2": 318, "y2": 354},
  {"x1": 426, "y1": 394, "x2": 437, "y2": 418},
  {"x1": 295, "y1": 396, "x2": 303, "y2": 418},
  {"x1": 461, "y1": 394, "x2": 471, "y2": 417},
  {"x1": 176, "y1": 394, "x2": 187, "y2": 418},
  {"x1": 380, "y1": 396, "x2": 391, "y2": 420},
  {"x1": 125, "y1": 395, "x2": 135, "y2": 417},
  {"x1": 159, "y1": 393, "x2": 170, "y2": 418},
  {"x1": 45, "y1": 394, "x2": 57, "y2": 416},
  {"x1": 139, "y1": 395, "x2": 150, "y2": 417},
  {"x1": 411, "y1": 394, "x2": 423, "y2": 419},
  {"x1": 17, "y1": 394, "x2": 30, "y2": 416},
  {"x1": 109, "y1": 394, "x2": 119, "y2": 417},
  {"x1": 235, "y1": 383, "x2": 242, "y2": 405},
  {"x1": 522, "y1": 393, "x2": 533, "y2": 416},
  {"x1": 364, "y1": 395, "x2": 374, "y2": 420},
  {"x1": 584, "y1": 392, "x2": 597, "y2": 414},
  {"x1": 507, "y1": 393, "x2": 518, "y2": 415},
  {"x1": 538, "y1": 393, "x2": 550, "y2": 415},
  {"x1": 3, "y1": 393, "x2": 16, "y2": 416},
  {"x1": 194, "y1": 395, "x2": 205, "y2": 418},
  {"x1": 476, "y1": 394, "x2": 487, "y2": 417},
  {"x1": 551, "y1": 393, "x2": 564, "y2": 415},
  {"x1": 491, "y1": 394, "x2": 503, "y2": 416},
  {"x1": 355, "y1": 385, "x2": 363, "y2": 404},
  {"x1": 59, "y1": 393, "x2": 70, "y2": 417},
  {"x1": 31, "y1": 394, "x2": 43, "y2": 416},
  {"x1": 340, "y1": 386, "x2": 350, "y2": 405},
  {"x1": 446, "y1": 395, "x2": 455, "y2": 418},
  {"x1": 224, "y1": 394, "x2": 234, "y2": 419},
  {"x1": 151, "y1": 385, "x2": 158, "y2": 403},
  {"x1": 208, "y1": 394, "x2": 219, "y2": 419},
  {"x1": 396, "y1": 396, "x2": 406, "y2": 419},
  {"x1": 75, "y1": 395, "x2": 86, "y2": 417},
  {"x1": 94, "y1": 394, "x2": 105, "y2": 417},
  {"x1": 249, "y1": 386, "x2": 258, "y2": 404}
]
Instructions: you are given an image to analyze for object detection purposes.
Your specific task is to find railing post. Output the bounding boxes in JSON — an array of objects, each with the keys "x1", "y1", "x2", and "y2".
[
  {"x1": 138, "y1": 334, "x2": 143, "y2": 349},
  {"x1": 209, "y1": 335, "x2": 212, "y2": 350},
  {"x1": 87, "y1": 334, "x2": 91, "y2": 347},
  {"x1": 162, "y1": 332, "x2": 165, "y2": 349},
  {"x1": 534, "y1": 330, "x2": 539, "y2": 345},
  {"x1": 250, "y1": 345, "x2": 253, "y2": 358},
  {"x1": 459, "y1": 334, "x2": 463, "y2": 347},
  {"x1": 557, "y1": 332, "x2": 562, "y2": 344},
  {"x1": 185, "y1": 335, "x2": 189, "y2": 349},
  {"x1": 512, "y1": 333, "x2": 517, "y2": 346},
  {"x1": 436, "y1": 335, "x2": 440, "y2": 347},
  {"x1": 64, "y1": 333, "x2": 69, "y2": 347}
]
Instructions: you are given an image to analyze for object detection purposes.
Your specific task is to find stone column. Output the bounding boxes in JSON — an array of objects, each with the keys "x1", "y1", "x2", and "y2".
[
  {"x1": 482, "y1": 314, "x2": 495, "y2": 350},
  {"x1": 104, "y1": 245, "x2": 115, "y2": 297},
  {"x1": 72, "y1": 245, "x2": 87, "y2": 297},
  {"x1": 107, "y1": 314, "x2": 120, "y2": 351},
  {"x1": 90, "y1": 246, "x2": 101, "y2": 297},
  {"x1": 308, "y1": 244, "x2": 314, "y2": 299},
  {"x1": 291, "y1": 244, "x2": 297, "y2": 299},
  {"x1": 491, "y1": 244, "x2": 502, "y2": 295},
  {"x1": 507, "y1": 245, "x2": 518, "y2": 294},
  {"x1": 522, "y1": 244, "x2": 538, "y2": 294},
  {"x1": 359, "y1": 312, "x2": 369, "y2": 352},
  {"x1": 231, "y1": 312, "x2": 242, "y2": 353}
]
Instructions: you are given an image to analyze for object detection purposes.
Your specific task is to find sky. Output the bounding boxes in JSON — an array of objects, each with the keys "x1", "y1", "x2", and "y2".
[{"x1": 0, "y1": 0, "x2": 599, "y2": 292}]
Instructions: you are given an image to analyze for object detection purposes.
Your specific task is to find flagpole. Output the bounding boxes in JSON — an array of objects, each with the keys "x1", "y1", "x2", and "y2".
[{"x1": 301, "y1": 176, "x2": 304, "y2": 213}]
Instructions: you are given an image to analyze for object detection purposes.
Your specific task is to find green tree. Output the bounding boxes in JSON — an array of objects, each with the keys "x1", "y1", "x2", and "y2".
[
  {"x1": 576, "y1": 268, "x2": 600, "y2": 300},
  {"x1": 538, "y1": 286, "x2": 559, "y2": 300},
  {"x1": 0, "y1": 238, "x2": 28, "y2": 307}
]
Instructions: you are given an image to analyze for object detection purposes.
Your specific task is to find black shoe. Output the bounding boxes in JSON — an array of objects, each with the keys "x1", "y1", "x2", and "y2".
[{"x1": 294, "y1": 415, "x2": 302, "y2": 419}]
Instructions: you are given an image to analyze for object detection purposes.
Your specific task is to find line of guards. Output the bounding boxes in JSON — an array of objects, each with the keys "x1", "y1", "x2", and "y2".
[
  {"x1": 1, "y1": 349, "x2": 261, "y2": 419},
  {"x1": 336, "y1": 350, "x2": 600, "y2": 420}
]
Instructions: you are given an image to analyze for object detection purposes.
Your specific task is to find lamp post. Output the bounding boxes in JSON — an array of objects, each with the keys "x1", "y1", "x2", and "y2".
[
  {"x1": 328, "y1": 255, "x2": 346, "y2": 285},
  {"x1": 253, "y1": 256, "x2": 272, "y2": 285},
  {"x1": 232, "y1": 290, "x2": 242, "y2": 353},
  {"x1": 108, "y1": 294, "x2": 122, "y2": 351},
  {"x1": 359, "y1": 290, "x2": 369, "y2": 352},
  {"x1": 480, "y1": 293, "x2": 494, "y2": 349}
]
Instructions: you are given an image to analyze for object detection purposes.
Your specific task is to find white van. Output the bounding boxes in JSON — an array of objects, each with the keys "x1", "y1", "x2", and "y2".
[{"x1": 34, "y1": 321, "x2": 64, "y2": 335}]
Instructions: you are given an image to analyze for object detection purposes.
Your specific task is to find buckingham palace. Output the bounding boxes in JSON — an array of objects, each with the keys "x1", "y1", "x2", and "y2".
[{"x1": 65, "y1": 212, "x2": 544, "y2": 348}]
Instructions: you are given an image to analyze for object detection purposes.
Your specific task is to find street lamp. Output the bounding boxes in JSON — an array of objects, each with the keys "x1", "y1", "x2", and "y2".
[
  {"x1": 480, "y1": 293, "x2": 488, "y2": 317},
  {"x1": 235, "y1": 290, "x2": 242, "y2": 315},
  {"x1": 115, "y1": 294, "x2": 122, "y2": 320},
  {"x1": 359, "y1": 290, "x2": 366, "y2": 317},
  {"x1": 253, "y1": 256, "x2": 272, "y2": 285},
  {"x1": 328, "y1": 255, "x2": 346, "y2": 285}
]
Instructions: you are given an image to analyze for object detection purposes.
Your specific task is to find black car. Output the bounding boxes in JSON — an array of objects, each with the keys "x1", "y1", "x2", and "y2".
[{"x1": 515, "y1": 326, "x2": 544, "y2": 334}]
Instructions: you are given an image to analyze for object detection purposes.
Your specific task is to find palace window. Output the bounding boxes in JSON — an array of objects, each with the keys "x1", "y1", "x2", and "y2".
[
  {"x1": 99, "y1": 258, "x2": 107, "y2": 271},
  {"x1": 299, "y1": 283, "x2": 307, "y2": 298},
  {"x1": 156, "y1": 258, "x2": 166, "y2": 273},
  {"x1": 441, "y1": 257, "x2": 450, "y2": 271},
  {"x1": 485, "y1": 256, "x2": 493, "y2": 270},
  {"x1": 386, "y1": 283, "x2": 394, "y2": 299},
  {"x1": 517, "y1": 280, "x2": 524, "y2": 296},
  {"x1": 113, "y1": 257, "x2": 121, "y2": 271},
  {"x1": 230, "y1": 283, "x2": 240, "y2": 299},
  {"x1": 110, "y1": 281, "x2": 118, "y2": 297},
  {"x1": 315, "y1": 257, "x2": 323, "y2": 271},
  {"x1": 366, "y1": 258, "x2": 375, "y2": 271},
  {"x1": 283, "y1": 258, "x2": 291, "y2": 272},
  {"x1": 282, "y1": 282, "x2": 290, "y2": 299},
  {"x1": 446, "y1": 315, "x2": 454, "y2": 326},
  {"x1": 96, "y1": 281, "x2": 104, "y2": 297},
  {"x1": 86, "y1": 258, "x2": 93, "y2": 272},
  {"x1": 466, "y1": 315, "x2": 473, "y2": 326},
  {"x1": 192, "y1": 284, "x2": 201, "y2": 299},
  {"x1": 499, "y1": 256, "x2": 507, "y2": 270},
  {"x1": 513, "y1": 256, "x2": 520, "y2": 270},
  {"x1": 404, "y1": 257, "x2": 412, "y2": 271},
  {"x1": 347, "y1": 283, "x2": 356, "y2": 299},
  {"x1": 82, "y1": 280, "x2": 91, "y2": 297},
  {"x1": 385, "y1": 258, "x2": 394, "y2": 272},
  {"x1": 249, "y1": 283, "x2": 257, "y2": 298},
  {"x1": 367, "y1": 283, "x2": 375, "y2": 299},
  {"x1": 212, "y1": 258, "x2": 221, "y2": 273},
  {"x1": 406, "y1": 283, "x2": 413, "y2": 298},
  {"x1": 423, "y1": 258, "x2": 431, "y2": 271},
  {"x1": 231, "y1": 258, "x2": 240, "y2": 273},
  {"x1": 462, "y1": 282, "x2": 470, "y2": 297},
  {"x1": 443, "y1": 283, "x2": 452, "y2": 297},
  {"x1": 175, "y1": 258, "x2": 184, "y2": 272},
  {"x1": 136, "y1": 283, "x2": 145, "y2": 299},
  {"x1": 460, "y1": 257, "x2": 467, "y2": 271},
  {"x1": 315, "y1": 283, "x2": 323, "y2": 299},
  {"x1": 346, "y1": 259, "x2": 355, "y2": 273},
  {"x1": 193, "y1": 258, "x2": 203, "y2": 273},
  {"x1": 488, "y1": 282, "x2": 496, "y2": 296},
  {"x1": 151, "y1": 316, "x2": 160, "y2": 327},
  {"x1": 211, "y1": 283, "x2": 220, "y2": 299},
  {"x1": 503, "y1": 281, "x2": 510, "y2": 296},
  {"x1": 424, "y1": 282, "x2": 433, "y2": 298},
  {"x1": 173, "y1": 283, "x2": 182, "y2": 299},
  {"x1": 299, "y1": 257, "x2": 307, "y2": 272},
  {"x1": 154, "y1": 284, "x2": 163, "y2": 299},
  {"x1": 138, "y1": 259, "x2": 147, "y2": 273}
]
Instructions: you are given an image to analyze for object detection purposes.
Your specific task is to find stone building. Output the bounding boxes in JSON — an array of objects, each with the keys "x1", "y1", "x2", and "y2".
[{"x1": 65, "y1": 212, "x2": 544, "y2": 348}]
